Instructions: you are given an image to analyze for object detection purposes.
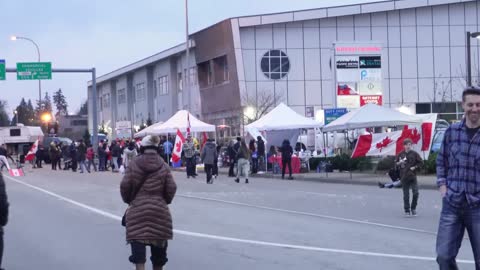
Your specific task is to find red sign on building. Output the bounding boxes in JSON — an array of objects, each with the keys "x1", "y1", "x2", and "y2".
[{"x1": 360, "y1": 95, "x2": 383, "y2": 106}]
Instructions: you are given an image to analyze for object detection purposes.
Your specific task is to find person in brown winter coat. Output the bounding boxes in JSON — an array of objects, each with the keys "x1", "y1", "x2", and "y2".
[{"x1": 120, "y1": 135, "x2": 177, "y2": 270}]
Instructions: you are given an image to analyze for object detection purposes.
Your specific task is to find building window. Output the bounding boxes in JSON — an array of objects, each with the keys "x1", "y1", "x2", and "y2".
[
  {"x1": 261, "y1": 50, "x2": 290, "y2": 80},
  {"x1": 71, "y1": 120, "x2": 88, "y2": 126},
  {"x1": 416, "y1": 102, "x2": 463, "y2": 122},
  {"x1": 117, "y1": 88, "x2": 126, "y2": 104},
  {"x1": 197, "y1": 61, "x2": 213, "y2": 89},
  {"x1": 135, "y1": 82, "x2": 146, "y2": 101},
  {"x1": 102, "y1": 93, "x2": 110, "y2": 108},
  {"x1": 157, "y1": 75, "x2": 169, "y2": 95},
  {"x1": 213, "y1": 55, "x2": 229, "y2": 84}
]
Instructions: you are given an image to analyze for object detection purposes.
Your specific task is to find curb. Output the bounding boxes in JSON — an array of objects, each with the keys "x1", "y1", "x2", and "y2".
[{"x1": 170, "y1": 168, "x2": 439, "y2": 190}]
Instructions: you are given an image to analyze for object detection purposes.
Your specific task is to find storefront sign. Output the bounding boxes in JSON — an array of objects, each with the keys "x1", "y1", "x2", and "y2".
[
  {"x1": 360, "y1": 56, "x2": 381, "y2": 68},
  {"x1": 360, "y1": 95, "x2": 383, "y2": 106}
]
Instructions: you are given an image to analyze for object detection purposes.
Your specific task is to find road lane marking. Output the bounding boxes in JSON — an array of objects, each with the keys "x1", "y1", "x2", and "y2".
[
  {"x1": 4, "y1": 175, "x2": 474, "y2": 264},
  {"x1": 177, "y1": 193, "x2": 439, "y2": 235}
]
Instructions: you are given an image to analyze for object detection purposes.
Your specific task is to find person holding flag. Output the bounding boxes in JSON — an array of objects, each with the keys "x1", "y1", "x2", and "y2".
[{"x1": 171, "y1": 129, "x2": 185, "y2": 167}]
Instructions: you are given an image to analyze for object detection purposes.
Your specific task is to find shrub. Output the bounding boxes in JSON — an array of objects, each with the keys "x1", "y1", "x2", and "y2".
[
  {"x1": 425, "y1": 152, "x2": 438, "y2": 174},
  {"x1": 376, "y1": 156, "x2": 395, "y2": 171}
]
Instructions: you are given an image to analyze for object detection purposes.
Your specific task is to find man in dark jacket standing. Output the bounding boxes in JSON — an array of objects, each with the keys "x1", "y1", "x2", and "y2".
[
  {"x1": 228, "y1": 137, "x2": 241, "y2": 177},
  {"x1": 280, "y1": 139, "x2": 294, "y2": 180},
  {"x1": 0, "y1": 173, "x2": 9, "y2": 270},
  {"x1": 111, "y1": 141, "x2": 121, "y2": 172},
  {"x1": 396, "y1": 138, "x2": 423, "y2": 217},
  {"x1": 98, "y1": 142, "x2": 106, "y2": 171},
  {"x1": 201, "y1": 139, "x2": 217, "y2": 184},
  {"x1": 257, "y1": 136, "x2": 266, "y2": 172},
  {"x1": 77, "y1": 140, "x2": 88, "y2": 173},
  {"x1": 69, "y1": 143, "x2": 78, "y2": 172}
]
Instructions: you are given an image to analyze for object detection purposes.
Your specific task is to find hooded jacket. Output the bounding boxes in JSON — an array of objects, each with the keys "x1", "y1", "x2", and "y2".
[
  {"x1": 201, "y1": 141, "x2": 217, "y2": 165},
  {"x1": 123, "y1": 146, "x2": 138, "y2": 168},
  {"x1": 120, "y1": 149, "x2": 177, "y2": 241}
]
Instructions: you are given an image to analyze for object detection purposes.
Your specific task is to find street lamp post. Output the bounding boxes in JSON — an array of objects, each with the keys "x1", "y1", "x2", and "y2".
[
  {"x1": 466, "y1": 32, "x2": 480, "y2": 87},
  {"x1": 10, "y1": 35, "x2": 42, "y2": 107}
]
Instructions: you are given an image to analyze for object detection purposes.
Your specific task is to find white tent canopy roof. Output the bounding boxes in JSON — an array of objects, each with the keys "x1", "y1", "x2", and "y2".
[
  {"x1": 322, "y1": 104, "x2": 423, "y2": 132},
  {"x1": 133, "y1": 121, "x2": 164, "y2": 138},
  {"x1": 246, "y1": 103, "x2": 322, "y2": 131},
  {"x1": 151, "y1": 110, "x2": 216, "y2": 134}
]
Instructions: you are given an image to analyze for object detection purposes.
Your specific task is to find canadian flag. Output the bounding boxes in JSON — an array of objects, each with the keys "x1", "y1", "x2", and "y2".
[
  {"x1": 172, "y1": 129, "x2": 185, "y2": 163},
  {"x1": 25, "y1": 139, "x2": 39, "y2": 161},
  {"x1": 352, "y1": 114, "x2": 437, "y2": 159},
  {"x1": 9, "y1": 168, "x2": 24, "y2": 177}
]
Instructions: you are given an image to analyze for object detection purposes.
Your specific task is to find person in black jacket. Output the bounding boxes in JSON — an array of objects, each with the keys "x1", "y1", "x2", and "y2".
[
  {"x1": 35, "y1": 145, "x2": 45, "y2": 168},
  {"x1": 0, "y1": 173, "x2": 9, "y2": 270},
  {"x1": 280, "y1": 139, "x2": 294, "y2": 180},
  {"x1": 69, "y1": 143, "x2": 78, "y2": 172},
  {"x1": 228, "y1": 138, "x2": 241, "y2": 177},
  {"x1": 110, "y1": 141, "x2": 121, "y2": 173},
  {"x1": 98, "y1": 142, "x2": 106, "y2": 171},
  {"x1": 257, "y1": 136, "x2": 266, "y2": 172}
]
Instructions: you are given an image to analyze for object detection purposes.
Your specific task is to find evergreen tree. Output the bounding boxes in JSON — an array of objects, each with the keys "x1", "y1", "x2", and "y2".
[
  {"x1": 11, "y1": 98, "x2": 28, "y2": 126},
  {"x1": 26, "y1": 99, "x2": 35, "y2": 125},
  {"x1": 53, "y1": 88, "x2": 68, "y2": 116},
  {"x1": 0, "y1": 101, "x2": 10, "y2": 127},
  {"x1": 43, "y1": 92, "x2": 53, "y2": 115},
  {"x1": 78, "y1": 100, "x2": 88, "y2": 115}
]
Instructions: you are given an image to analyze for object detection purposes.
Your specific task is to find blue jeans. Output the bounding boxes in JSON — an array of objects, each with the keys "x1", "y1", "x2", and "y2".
[{"x1": 436, "y1": 197, "x2": 480, "y2": 269}]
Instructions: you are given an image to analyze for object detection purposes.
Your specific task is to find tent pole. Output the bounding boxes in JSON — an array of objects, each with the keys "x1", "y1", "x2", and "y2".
[
  {"x1": 324, "y1": 130, "x2": 328, "y2": 178},
  {"x1": 167, "y1": 132, "x2": 170, "y2": 167},
  {"x1": 264, "y1": 131, "x2": 268, "y2": 173},
  {"x1": 347, "y1": 130, "x2": 352, "y2": 180}
]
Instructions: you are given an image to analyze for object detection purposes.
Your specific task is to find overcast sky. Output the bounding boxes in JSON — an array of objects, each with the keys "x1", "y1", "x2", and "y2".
[{"x1": 0, "y1": 0, "x2": 378, "y2": 116}]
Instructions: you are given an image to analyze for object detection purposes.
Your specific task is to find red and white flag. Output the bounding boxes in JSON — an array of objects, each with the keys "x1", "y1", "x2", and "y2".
[
  {"x1": 172, "y1": 129, "x2": 186, "y2": 163},
  {"x1": 352, "y1": 114, "x2": 437, "y2": 159},
  {"x1": 187, "y1": 113, "x2": 191, "y2": 136},
  {"x1": 201, "y1": 132, "x2": 208, "y2": 149},
  {"x1": 9, "y1": 168, "x2": 24, "y2": 177},
  {"x1": 25, "y1": 139, "x2": 39, "y2": 161}
]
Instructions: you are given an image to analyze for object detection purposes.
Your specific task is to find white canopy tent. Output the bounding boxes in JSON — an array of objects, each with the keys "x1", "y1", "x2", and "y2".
[
  {"x1": 151, "y1": 110, "x2": 216, "y2": 134},
  {"x1": 133, "y1": 121, "x2": 164, "y2": 138},
  {"x1": 247, "y1": 103, "x2": 322, "y2": 131},
  {"x1": 322, "y1": 104, "x2": 423, "y2": 132},
  {"x1": 246, "y1": 103, "x2": 322, "y2": 149}
]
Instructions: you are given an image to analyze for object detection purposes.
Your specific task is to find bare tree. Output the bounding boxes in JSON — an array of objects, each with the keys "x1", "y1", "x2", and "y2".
[{"x1": 241, "y1": 90, "x2": 283, "y2": 124}]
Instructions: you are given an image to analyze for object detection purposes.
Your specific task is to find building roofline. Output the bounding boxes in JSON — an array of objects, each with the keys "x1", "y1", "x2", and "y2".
[
  {"x1": 89, "y1": 0, "x2": 471, "y2": 86},
  {"x1": 232, "y1": 0, "x2": 472, "y2": 27},
  {"x1": 88, "y1": 43, "x2": 188, "y2": 86}
]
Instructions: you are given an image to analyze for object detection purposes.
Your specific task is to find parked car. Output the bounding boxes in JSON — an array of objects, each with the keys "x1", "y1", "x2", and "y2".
[
  {"x1": 430, "y1": 120, "x2": 450, "y2": 153},
  {"x1": 42, "y1": 137, "x2": 73, "y2": 163}
]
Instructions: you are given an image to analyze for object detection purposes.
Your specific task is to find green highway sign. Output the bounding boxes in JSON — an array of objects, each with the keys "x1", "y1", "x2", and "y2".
[
  {"x1": 17, "y1": 62, "x2": 52, "y2": 80},
  {"x1": 0, "y1": 60, "x2": 5, "y2": 80}
]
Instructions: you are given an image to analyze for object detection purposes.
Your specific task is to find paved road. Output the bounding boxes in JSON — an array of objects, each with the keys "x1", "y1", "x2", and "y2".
[{"x1": 1, "y1": 167, "x2": 475, "y2": 269}]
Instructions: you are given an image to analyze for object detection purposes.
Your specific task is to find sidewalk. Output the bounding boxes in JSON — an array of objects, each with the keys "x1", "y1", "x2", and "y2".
[{"x1": 171, "y1": 166, "x2": 439, "y2": 190}]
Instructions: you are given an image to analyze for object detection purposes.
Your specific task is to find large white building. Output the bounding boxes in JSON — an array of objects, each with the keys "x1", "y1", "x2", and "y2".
[{"x1": 88, "y1": 0, "x2": 480, "y2": 138}]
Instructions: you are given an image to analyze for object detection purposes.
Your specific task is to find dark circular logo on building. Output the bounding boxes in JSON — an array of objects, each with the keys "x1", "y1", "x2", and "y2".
[{"x1": 260, "y1": 50, "x2": 290, "y2": 80}]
